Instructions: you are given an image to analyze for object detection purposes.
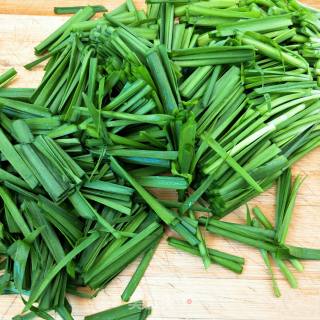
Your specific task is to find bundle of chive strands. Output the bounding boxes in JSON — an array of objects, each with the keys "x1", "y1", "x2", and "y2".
[
  {"x1": 199, "y1": 168, "x2": 320, "y2": 297},
  {"x1": 1, "y1": 0, "x2": 320, "y2": 318}
]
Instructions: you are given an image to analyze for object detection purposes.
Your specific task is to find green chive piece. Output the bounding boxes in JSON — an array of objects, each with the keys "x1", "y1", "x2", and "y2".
[
  {"x1": 240, "y1": 31, "x2": 308, "y2": 70},
  {"x1": 35, "y1": 6, "x2": 95, "y2": 54},
  {"x1": 24, "y1": 232, "x2": 100, "y2": 311},
  {"x1": 0, "y1": 128, "x2": 38, "y2": 189},
  {"x1": 54, "y1": 5, "x2": 107, "y2": 14},
  {"x1": 216, "y1": 14, "x2": 293, "y2": 37},
  {"x1": 121, "y1": 239, "x2": 159, "y2": 302},
  {"x1": 288, "y1": 246, "x2": 320, "y2": 260},
  {"x1": 252, "y1": 207, "x2": 273, "y2": 230},
  {"x1": 204, "y1": 223, "x2": 282, "y2": 253},
  {"x1": 201, "y1": 134, "x2": 263, "y2": 192},
  {"x1": 276, "y1": 173, "x2": 304, "y2": 245},
  {"x1": 272, "y1": 253, "x2": 298, "y2": 289},
  {"x1": 0, "y1": 68, "x2": 17, "y2": 87},
  {"x1": 260, "y1": 250, "x2": 281, "y2": 298},
  {"x1": 69, "y1": 191, "x2": 121, "y2": 238},
  {"x1": 85, "y1": 301, "x2": 151, "y2": 320},
  {"x1": 167, "y1": 237, "x2": 244, "y2": 274},
  {"x1": 171, "y1": 46, "x2": 255, "y2": 66},
  {"x1": 251, "y1": 219, "x2": 281, "y2": 297},
  {"x1": 110, "y1": 156, "x2": 176, "y2": 225},
  {"x1": 111, "y1": 157, "x2": 199, "y2": 246}
]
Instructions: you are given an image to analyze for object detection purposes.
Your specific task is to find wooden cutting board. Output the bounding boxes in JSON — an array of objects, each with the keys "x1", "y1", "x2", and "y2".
[{"x1": 0, "y1": 1, "x2": 320, "y2": 319}]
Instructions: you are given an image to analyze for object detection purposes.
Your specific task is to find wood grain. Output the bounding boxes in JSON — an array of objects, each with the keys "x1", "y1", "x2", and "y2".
[
  {"x1": 0, "y1": 0, "x2": 145, "y2": 15},
  {"x1": 0, "y1": 1, "x2": 320, "y2": 319},
  {"x1": 0, "y1": 0, "x2": 319, "y2": 15}
]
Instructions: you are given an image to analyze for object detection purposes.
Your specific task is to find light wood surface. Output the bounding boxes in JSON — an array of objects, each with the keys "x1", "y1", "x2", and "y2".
[{"x1": 1, "y1": 1, "x2": 320, "y2": 319}]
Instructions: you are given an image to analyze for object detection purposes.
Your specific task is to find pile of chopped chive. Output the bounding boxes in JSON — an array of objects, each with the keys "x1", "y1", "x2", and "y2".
[{"x1": 1, "y1": 0, "x2": 320, "y2": 318}]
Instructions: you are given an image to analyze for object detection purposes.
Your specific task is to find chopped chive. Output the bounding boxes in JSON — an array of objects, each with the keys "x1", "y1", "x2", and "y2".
[
  {"x1": 0, "y1": 128, "x2": 38, "y2": 189},
  {"x1": 0, "y1": 88, "x2": 34, "y2": 100},
  {"x1": 276, "y1": 173, "x2": 304, "y2": 245},
  {"x1": 252, "y1": 207, "x2": 273, "y2": 230},
  {"x1": 85, "y1": 301, "x2": 151, "y2": 320},
  {"x1": 217, "y1": 15, "x2": 293, "y2": 37},
  {"x1": 110, "y1": 157, "x2": 176, "y2": 225},
  {"x1": 0, "y1": 186, "x2": 30, "y2": 237},
  {"x1": 240, "y1": 31, "x2": 309, "y2": 70},
  {"x1": 121, "y1": 239, "x2": 159, "y2": 302},
  {"x1": 167, "y1": 237, "x2": 244, "y2": 273},
  {"x1": 201, "y1": 217, "x2": 275, "y2": 241},
  {"x1": 0, "y1": 68, "x2": 17, "y2": 87},
  {"x1": 288, "y1": 246, "x2": 320, "y2": 260},
  {"x1": 34, "y1": 6, "x2": 95, "y2": 54},
  {"x1": 272, "y1": 253, "x2": 298, "y2": 289},
  {"x1": 204, "y1": 222, "x2": 282, "y2": 253},
  {"x1": 201, "y1": 134, "x2": 263, "y2": 192},
  {"x1": 289, "y1": 259, "x2": 304, "y2": 272},
  {"x1": 24, "y1": 232, "x2": 100, "y2": 311},
  {"x1": 54, "y1": 5, "x2": 107, "y2": 15},
  {"x1": 136, "y1": 176, "x2": 188, "y2": 189},
  {"x1": 171, "y1": 46, "x2": 255, "y2": 66},
  {"x1": 187, "y1": 5, "x2": 262, "y2": 19},
  {"x1": 260, "y1": 250, "x2": 281, "y2": 297},
  {"x1": 251, "y1": 218, "x2": 281, "y2": 297},
  {"x1": 111, "y1": 157, "x2": 199, "y2": 246}
]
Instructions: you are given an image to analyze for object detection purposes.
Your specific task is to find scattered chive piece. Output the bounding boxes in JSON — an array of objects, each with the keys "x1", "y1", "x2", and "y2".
[
  {"x1": 252, "y1": 207, "x2": 273, "y2": 230},
  {"x1": 24, "y1": 232, "x2": 100, "y2": 311},
  {"x1": 287, "y1": 246, "x2": 320, "y2": 260},
  {"x1": 54, "y1": 5, "x2": 107, "y2": 14},
  {"x1": 216, "y1": 15, "x2": 293, "y2": 37},
  {"x1": 34, "y1": 6, "x2": 95, "y2": 54},
  {"x1": 121, "y1": 239, "x2": 160, "y2": 302},
  {"x1": 167, "y1": 237, "x2": 244, "y2": 274},
  {"x1": 260, "y1": 249, "x2": 281, "y2": 298},
  {"x1": 251, "y1": 218, "x2": 281, "y2": 297},
  {"x1": 0, "y1": 128, "x2": 38, "y2": 189},
  {"x1": 204, "y1": 223, "x2": 281, "y2": 252},
  {"x1": 201, "y1": 134, "x2": 263, "y2": 192},
  {"x1": 289, "y1": 259, "x2": 304, "y2": 272},
  {"x1": 276, "y1": 172, "x2": 304, "y2": 245},
  {"x1": 84, "y1": 301, "x2": 151, "y2": 320},
  {"x1": 0, "y1": 68, "x2": 17, "y2": 87},
  {"x1": 272, "y1": 253, "x2": 298, "y2": 289},
  {"x1": 110, "y1": 156, "x2": 199, "y2": 246}
]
